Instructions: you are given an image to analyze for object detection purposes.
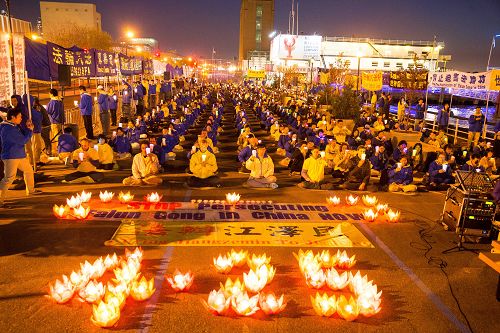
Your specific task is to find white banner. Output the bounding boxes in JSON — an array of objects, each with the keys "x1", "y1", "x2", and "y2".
[
  {"x1": 428, "y1": 70, "x2": 490, "y2": 90},
  {"x1": 152, "y1": 59, "x2": 166, "y2": 76},
  {"x1": 0, "y1": 34, "x2": 13, "y2": 101},
  {"x1": 271, "y1": 34, "x2": 322, "y2": 60},
  {"x1": 13, "y1": 34, "x2": 25, "y2": 95}
]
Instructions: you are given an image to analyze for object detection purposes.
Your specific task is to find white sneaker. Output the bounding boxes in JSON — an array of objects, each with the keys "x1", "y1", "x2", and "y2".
[{"x1": 270, "y1": 183, "x2": 278, "y2": 189}]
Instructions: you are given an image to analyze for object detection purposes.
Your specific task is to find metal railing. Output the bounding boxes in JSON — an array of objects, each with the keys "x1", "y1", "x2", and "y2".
[{"x1": 323, "y1": 36, "x2": 445, "y2": 48}]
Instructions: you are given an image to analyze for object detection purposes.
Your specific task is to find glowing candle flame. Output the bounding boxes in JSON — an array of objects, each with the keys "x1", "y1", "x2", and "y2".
[
  {"x1": 90, "y1": 300, "x2": 121, "y2": 328},
  {"x1": 203, "y1": 289, "x2": 231, "y2": 315},
  {"x1": 310, "y1": 292, "x2": 337, "y2": 317},
  {"x1": 346, "y1": 195, "x2": 359, "y2": 206},
  {"x1": 259, "y1": 292, "x2": 286, "y2": 315},
  {"x1": 118, "y1": 191, "x2": 134, "y2": 203},
  {"x1": 130, "y1": 275, "x2": 155, "y2": 301},
  {"x1": 66, "y1": 195, "x2": 82, "y2": 208},
  {"x1": 72, "y1": 205, "x2": 90, "y2": 219},
  {"x1": 363, "y1": 208, "x2": 378, "y2": 222},
  {"x1": 48, "y1": 275, "x2": 74, "y2": 304},
  {"x1": 146, "y1": 192, "x2": 162, "y2": 203},
  {"x1": 79, "y1": 190, "x2": 92, "y2": 203},
  {"x1": 229, "y1": 249, "x2": 248, "y2": 267},
  {"x1": 362, "y1": 195, "x2": 378, "y2": 207},
  {"x1": 213, "y1": 254, "x2": 234, "y2": 274},
  {"x1": 326, "y1": 196, "x2": 341, "y2": 206},
  {"x1": 231, "y1": 292, "x2": 260, "y2": 316},
  {"x1": 386, "y1": 209, "x2": 400, "y2": 223},
  {"x1": 99, "y1": 191, "x2": 115, "y2": 203},
  {"x1": 166, "y1": 270, "x2": 194, "y2": 292},
  {"x1": 225, "y1": 192, "x2": 241, "y2": 205},
  {"x1": 337, "y1": 295, "x2": 360, "y2": 321},
  {"x1": 53, "y1": 204, "x2": 69, "y2": 219}
]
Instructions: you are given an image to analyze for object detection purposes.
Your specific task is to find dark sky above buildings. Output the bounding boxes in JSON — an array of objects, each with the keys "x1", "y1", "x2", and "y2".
[{"x1": 7, "y1": 0, "x2": 500, "y2": 71}]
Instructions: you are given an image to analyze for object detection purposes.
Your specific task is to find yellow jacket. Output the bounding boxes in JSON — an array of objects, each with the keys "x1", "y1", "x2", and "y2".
[
  {"x1": 97, "y1": 143, "x2": 114, "y2": 164},
  {"x1": 245, "y1": 155, "x2": 274, "y2": 178},
  {"x1": 190, "y1": 150, "x2": 218, "y2": 179}
]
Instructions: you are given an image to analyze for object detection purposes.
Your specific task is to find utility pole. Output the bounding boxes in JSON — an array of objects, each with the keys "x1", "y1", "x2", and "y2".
[{"x1": 5, "y1": 0, "x2": 16, "y2": 93}]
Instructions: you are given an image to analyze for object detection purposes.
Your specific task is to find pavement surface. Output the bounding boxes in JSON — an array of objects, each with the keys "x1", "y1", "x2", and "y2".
[{"x1": 1, "y1": 101, "x2": 499, "y2": 333}]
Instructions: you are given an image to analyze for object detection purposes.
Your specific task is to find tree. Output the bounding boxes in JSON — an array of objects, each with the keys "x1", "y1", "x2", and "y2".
[
  {"x1": 327, "y1": 54, "x2": 350, "y2": 86},
  {"x1": 44, "y1": 25, "x2": 113, "y2": 51},
  {"x1": 330, "y1": 83, "x2": 360, "y2": 120}
]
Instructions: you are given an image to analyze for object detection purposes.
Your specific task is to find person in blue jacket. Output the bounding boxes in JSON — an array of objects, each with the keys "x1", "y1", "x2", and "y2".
[
  {"x1": 148, "y1": 80, "x2": 157, "y2": 109},
  {"x1": 110, "y1": 127, "x2": 132, "y2": 158},
  {"x1": 436, "y1": 103, "x2": 452, "y2": 131},
  {"x1": 46, "y1": 88, "x2": 65, "y2": 156},
  {"x1": 108, "y1": 87, "x2": 118, "y2": 126},
  {"x1": 238, "y1": 137, "x2": 259, "y2": 173},
  {"x1": 427, "y1": 152, "x2": 454, "y2": 190},
  {"x1": 121, "y1": 80, "x2": 133, "y2": 121},
  {"x1": 467, "y1": 107, "x2": 485, "y2": 149},
  {"x1": 388, "y1": 155, "x2": 417, "y2": 192},
  {"x1": 79, "y1": 85, "x2": 94, "y2": 139},
  {"x1": 0, "y1": 108, "x2": 37, "y2": 206},
  {"x1": 30, "y1": 100, "x2": 44, "y2": 165},
  {"x1": 57, "y1": 126, "x2": 77, "y2": 162},
  {"x1": 134, "y1": 81, "x2": 145, "y2": 116},
  {"x1": 97, "y1": 85, "x2": 110, "y2": 136}
]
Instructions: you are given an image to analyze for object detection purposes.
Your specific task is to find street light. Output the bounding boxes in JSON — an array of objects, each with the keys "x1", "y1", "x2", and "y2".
[
  {"x1": 126, "y1": 31, "x2": 135, "y2": 39},
  {"x1": 486, "y1": 34, "x2": 500, "y2": 71}
]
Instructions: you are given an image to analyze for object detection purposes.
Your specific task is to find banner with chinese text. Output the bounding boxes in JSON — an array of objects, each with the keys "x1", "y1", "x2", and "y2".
[
  {"x1": 142, "y1": 59, "x2": 153, "y2": 76},
  {"x1": 47, "y1": 42, "x2": 95, "y2": 80},
  {"x1": 428, "y1": 71, "x2": 490, "y2": 90},
  {"x1": 489, "y1": 69, "x2": 500, "y2": 91},
  {"x1": 389, "y1": 70, "x2": 428, "y2": 90},
  {"x1": 0, "y1": 34, "x2": 13, "y2": 100},
  {"x1": 13, "y1": 34, "x2": 25, "y2": 95},
  {"x1": 119, "y1": 54, "x2": 142, "y2": 75},
  {"x1": 92, "y1": 49, "x2": 117, "y2": 77},
  {"x1": 361, "y1": 71, "x2": 383, "y2": 91}
]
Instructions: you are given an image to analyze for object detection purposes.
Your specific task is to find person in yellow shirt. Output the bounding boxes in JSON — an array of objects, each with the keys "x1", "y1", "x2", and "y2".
[
  {"x1": 65, "y1": 138, "x2": 104, "y2": 183},
  {"x1": 298, "y1": 147, "x2": 333, "y2": 190},
  {"x1": 188, "y1": 139, "x2": 221, "y2": 187},
  {"x1": 123, "y1": 141, "x2": 162, "y2": 186},
  {"x1": 95, "y1": 134, "x2": 114, "y2": 170},
  {"x1": 245, "y1": 144, "x2": 278, "y2": 189},
  {"x1": 371, "y1": 92, "x2": 377, "y2": 110}
]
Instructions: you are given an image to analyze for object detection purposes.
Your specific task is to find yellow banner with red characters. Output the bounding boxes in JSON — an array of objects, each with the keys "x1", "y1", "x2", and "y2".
[{"x1": 362, "y1": 71, "x2": 383, "y2": 91}]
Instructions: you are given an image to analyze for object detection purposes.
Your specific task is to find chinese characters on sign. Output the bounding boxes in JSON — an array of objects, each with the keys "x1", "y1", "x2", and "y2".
[
  {"x1": 93, "y1": 50, "x2": 117, "y2": 77},
  {"x1": 47, "y1": 42, "x2": 96, "y2": 79},
  {"x1": 428, "y1": 70, "x2": 490, "y2": 90},
  {"x1": 489, "y1": 70, "x2": 500, "y2": 91},
  {"x1": 119, "y1": 54, "x2": 142, "y2": 76},
  {"x1": 0, "y1": 34, "x2": 13, "y2": 101},
  {"x1": 389, "y1": 70, "x2": 428, "y2": 90},
  {"x1": 13, "y1": 34, "x2": 25, "y2": 95},
  {"x1": 361, "y1": 71, "x2": 383, "y2": 91}
]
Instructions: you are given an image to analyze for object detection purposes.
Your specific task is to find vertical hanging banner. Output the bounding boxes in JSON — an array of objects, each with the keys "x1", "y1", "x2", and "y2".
[
  {"x1": 142, "y1": 59, "x2": 153, "y2": 76},
  {"x1": 361, "y1": 71, "x2": 383, "y2": 91},
  {"x1": 47, "y1": 42, "x2": 95, "y2": 80},
  {"x1": 0, "y1": 34, "x2": 13, "y2": 100},
  {"x1": 92, "y1": 49, "x2": 117, "y2": 77},
  {"x1": 13, "y1": 34, "x2": 25, "y2": 95}
]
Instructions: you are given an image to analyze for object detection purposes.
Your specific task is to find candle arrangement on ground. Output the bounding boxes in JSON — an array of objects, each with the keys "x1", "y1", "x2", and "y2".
[
  {"x1": 203, "y1": 250, "x2": 286, "y2": 317},
  {"x1": 46, "y1": 247, "x2": 152, "y2": 328},
  {"x1": 294, "y1": 249, "x2": 382, "y2": 321},
  {"x1": 323, "y1": 195, "x2": 401, "y2": 223}
]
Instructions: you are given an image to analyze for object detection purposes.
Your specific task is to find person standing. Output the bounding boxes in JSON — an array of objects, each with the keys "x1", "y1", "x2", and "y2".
[
  {"x1": 30, "y1": 99, "x2": 44, "y2": 165},
  {"x1": 468, "y1": 106, "x2": 485, "y2": 149},
  {"x1": 121, "y1": 81, "x2": 133, "y2": 122},
  {"x1": 134, "y1": 81, "x2": 145, "y2": 116},
  {"x1": 148, "y1": 80, "x2": 157, "y2": 109},
  {"x1": 437, "y1": 103, "x2": 452, "y2": 132},
  {"x1": 46, "y1": 88, "x2": 65, "y2": 156},
  {"x1": 415, "y1": 98, "x2": 425, "y2": 127},
  {"x1": 371, "y1": 92, "x2": 378, "y2": 111},
  {"x1": 0, "y1": 108, "x2": 37, "y2": 206},
  {"x1": 397, "y1": 97, "x2": 407, "y2": 122},
  {"x1": 108, "y1": 87, "x2": 118, "y2": 126},
  {"x1": 97, "y1": 85, "x2": 110, "y2": 136},
  {"x1": 79, "y1": 86, "x2": 94, "y2": 140}
]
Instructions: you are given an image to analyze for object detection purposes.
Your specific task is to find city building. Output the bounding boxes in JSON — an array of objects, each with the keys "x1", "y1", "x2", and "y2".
[
  {"x1": 126, "y1": 37, "x2": 158, "y2": 54},
  {"x1": 0, "y1": 13, "x2": 32, "y2": 34},
  {"x1": 40, "y1": 1, "x2": 102, "y2": 35},
  {"x1": 239, "y1": 0, "x2": 275, "y2": 61}
]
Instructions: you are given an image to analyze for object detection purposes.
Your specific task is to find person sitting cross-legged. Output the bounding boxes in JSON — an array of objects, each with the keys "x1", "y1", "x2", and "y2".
[
  {"x1": 298, "y1": 146, "x2": 333, "y2": 190},
  {"x1": 342, "y1": 146, "x2": 371, "y2": 191},
  {"x1": 388, "y1": 155, "x2": 417, "y2": 193},
  {"x1": 57, "y1": 126, "x2": 78, "y2": 164},
  {"x1": 427, "y1": 152, "x2": 455, "y2": 190},
  {"x1": 65, "y1": 138, "x2": 104, "y2": 183},
  {"x1": 122, "y1": 141, "x2": 162, "y2": 186},
  {"x1": 245, "y1": 143, "x2": 278, "y2": 189},
  {"x1": 187, "y1": 139, "x2": 221, "y2": 188}
]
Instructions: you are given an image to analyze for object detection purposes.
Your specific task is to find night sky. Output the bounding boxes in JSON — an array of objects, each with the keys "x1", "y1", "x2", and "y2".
[{"x1": 7, "y1": 0, "x2": 500, "y2": 71}]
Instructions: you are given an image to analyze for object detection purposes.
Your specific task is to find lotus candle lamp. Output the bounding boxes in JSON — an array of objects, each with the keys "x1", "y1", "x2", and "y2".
[
  {"x1": 310, "y1": 292, "x2": 337, "y2": 317},
  {"x1": 125, "y1": 247, "x2": 143, "y2": 263},
  {"x1": 337, "y1": 295, "x2": 360, "y2": 321},
  {"x1": 335, "y1": 250, "x2": 356, "y2": 270},
  {"x1": 130, "y1": 275, "x2": 155, "y2": 301},
  {"x1": 257, "y1": 264, "x2": 276, "y2": 284},
  {"x1": 166, "y1": 270, "x2": 194, "y2": 292},
  {"x1": 243, "y1": 268, "x2": 267, "y2": 293},
  {"x1": 70, "y1": 270, "x2": 89, "y2": 290},
  {"x1": 146, "y1": 192, "x2": 162, "y2": 203},
  {"x1": 325, "y1": 268, "x2": 350, "y2": 290},
  {"x1": 299, "y1": 257, "x2": 322, "y2": 277},
  {"x1": 91, "y1": 257, "x2": 107, "y2": 279},
  {"x1": 259, "y1": 292, "x2": 286, "y2": 315},
  {"x1": 203, "y1": 289, "x2": 231, "y2": 315},
  {"x1": 72, "y1": 205, "x2": 90, "y2": 219},
  {"x1": 362, "y1": 195, "x2": 378, "y2": 207},
  {"x1": 118, "y1": 191, "x2": 134, "y2": 203},
  {"x1": 247, "y1": 253, "x2": 271, "y2": 270},
  {"x1": 107, "y1": 282, "x2": 130, "y2": 297},
  {"x1": 53, "y1": 204, "x2": 69, "y2": 219},
  {"x1": 66, "y1": 195, "x2": 82, "y2": 208},
  {"x1": 79, "y1": 190, "x2": 92, "y2": 203},
  {"x1": 231, "y1": 292, "x2": 260, "y2": 316},
  {"x1": 91, "y1": 300, "x2": 121, "y2": 328},
  {"x1": 104, "y1": 290, "x2": 127, "y2": 310},
  {"x1": 213, "y1": 254, "x2": 234, "y2": 274},
  {"x1": 363, "y1": 209, "x2": 378, "y2": 222},
  {"x1": 78, "y1": 280, "x2": 105, "y2": 303},
  {"x1": 103, "y1": 253, "x2": 119, "y2": 270},
  {"x1": 376, "y1": 203, "x2": 389, "y2": 213},
  {"x1": 220, "y1": 278, "x2": 246, "y2": 298},
  {"x1": 304, "y1": 269, "x2": 326, "y2": 289},
  {"x1": 99, "y1": 191, "x2": 115, "y2": 203},
  {"x1": 80, "y1": 261, "x2": 96, "y2": 280},
  {"x1": 225, "y1": 192, "x2": 240, "y2": 205},
  {"x1": 386, "y1": 209, "x2": 400, "y2": 223},
  {"x1": 113, "y1": 263, "x2": 139, "y2": 285},
  {"x1": 357, "y1": 294, "x2": 382, "y2": 317},
  {"x1": 317, "y1": 250, "x2": 336, "y2": 268},
  {"x1": 326, "y1": 196, "x2": 341, "y2": 206},
  {"x1": 48, "y1": 275, "x2": 74, "y2": 304},
  {"x1": 229, "y1": 249, "x2": 248, "y2": 267},
  {"x1": 346, "y1": 195, "x2": 359, "y2": 206}
]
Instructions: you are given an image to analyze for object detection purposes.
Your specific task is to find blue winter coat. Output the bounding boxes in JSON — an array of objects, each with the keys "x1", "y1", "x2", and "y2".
[
  {"x1": 57, "y1": 133, "x2": 77, "y2": 153},
  {"x1": 0, "y1": 121, "x2": 32, "y2": 159},
  {"x1": 80, "y1": 93, "x2": 93, "y2": 116},
  {"x1": 110, "y1": 136, "x2": 131, "y2": 153},
  {"x1": 468, "y1": 114, "x2": 485, "y2": 133},
  {"x1": 47, "y1": 98, "x2": 65, "y2": 124},
  {"x1": 388, "y1": 165, "x2": 413, "y2": 185},
  {"x1": 98, "y1": 93, "x2": 109, "y2": 113}
]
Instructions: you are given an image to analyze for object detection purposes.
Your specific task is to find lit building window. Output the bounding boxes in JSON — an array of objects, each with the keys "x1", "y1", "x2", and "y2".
[
  {"x1": 256, "y1": 5, "x2": 263, "y2": 17},
  {"x1": 371, "y1": 61, "x2": 378, "y2": 67},
  {"x1": 396, "y1": 62, "x2": 403, "y2": 68},
  {"x1": 384, "y1": 62, "x2": 390, "y2": 68}
]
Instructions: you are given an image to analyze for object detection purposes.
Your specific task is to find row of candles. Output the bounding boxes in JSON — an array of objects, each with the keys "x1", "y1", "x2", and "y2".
[
  {"x1": 295, "y1": 249, "x2": 382, "y2": 320},
  {"x1": 327, "y1": 194, "x2": 401, "y2": 223},
  {"x1": 47, "y1": 247, "x2": 196, "y2": 328},
  {"x1": 205, "y1": 250, "x2": 286, "y2": 316}
]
